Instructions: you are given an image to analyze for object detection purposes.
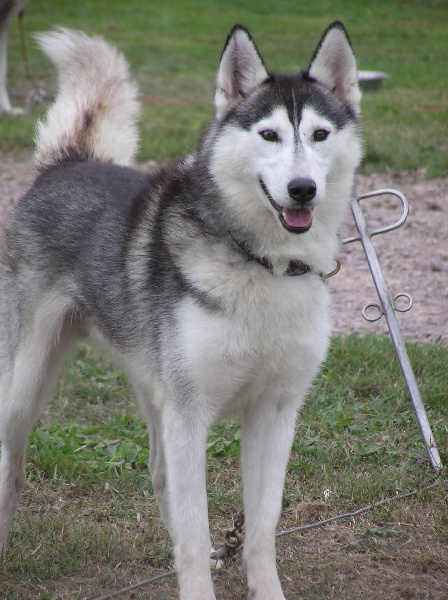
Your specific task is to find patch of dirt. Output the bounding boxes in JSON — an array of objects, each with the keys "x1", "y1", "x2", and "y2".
[
  {"x1": 1, "y1": 155, "x2": 447, "y2": 347},
  {"x1": 276, "y1": 507, "x2": 448, "y2": 600},
  {"x1": 331, "y1": 170, "x2": 448, "y2": 347},
  {"x1": 0, "y1": 155, "x2": 33, "y2": 223}
]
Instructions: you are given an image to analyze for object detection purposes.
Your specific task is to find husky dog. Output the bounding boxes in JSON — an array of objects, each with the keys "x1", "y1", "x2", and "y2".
[{"x1": 0, "y1": 22, "x2": 362, "y2": 599}]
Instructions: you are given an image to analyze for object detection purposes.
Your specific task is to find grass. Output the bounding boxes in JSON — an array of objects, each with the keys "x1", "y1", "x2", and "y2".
[
  {"x1": 1, "y1": 335, "x2": 447, "y2": 599},
  {"x1": 0, "y1": 0, "x2": 447, "y2": 175}
]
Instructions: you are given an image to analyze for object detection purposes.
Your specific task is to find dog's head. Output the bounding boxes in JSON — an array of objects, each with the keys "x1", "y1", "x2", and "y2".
[{"x1": 210, "y1": 22, "x2": 362, "y2": 239}]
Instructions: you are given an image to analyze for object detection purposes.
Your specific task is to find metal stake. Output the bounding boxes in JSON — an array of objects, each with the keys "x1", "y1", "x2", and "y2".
[{"x1": 343, "y1": 189, "x2": 442, "y2": 471}]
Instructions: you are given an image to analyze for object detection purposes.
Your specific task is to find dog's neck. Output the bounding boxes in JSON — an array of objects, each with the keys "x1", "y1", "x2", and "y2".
[
  {"x1": 228, "y1": 231, "x2": 311, "y2": 276},
  {"x1": 228, "y1": 231, "x2": 340, "y2": 280}
]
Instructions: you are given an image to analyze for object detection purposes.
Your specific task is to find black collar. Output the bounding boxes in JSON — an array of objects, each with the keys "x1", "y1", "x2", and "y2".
[{"x1": 228, "y1": 231, "x2": 340, "y2": 280}]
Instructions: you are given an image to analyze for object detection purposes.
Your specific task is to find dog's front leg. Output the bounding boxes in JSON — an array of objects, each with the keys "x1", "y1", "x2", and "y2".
[
  {"x1": 241, "y1": 399, "x2": 299, "y2": 600},
  {"x1": 162, "y1": 403, "x2": 216, "y2": 600}
]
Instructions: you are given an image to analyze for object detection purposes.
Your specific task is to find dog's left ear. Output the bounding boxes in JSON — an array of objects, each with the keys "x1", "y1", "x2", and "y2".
[
  {"x1": 215, "y1": 25, "x2": 268, "y2": 120},
  {"x1": 308, "y1": 21, "x2": 361, "y2": 114}
]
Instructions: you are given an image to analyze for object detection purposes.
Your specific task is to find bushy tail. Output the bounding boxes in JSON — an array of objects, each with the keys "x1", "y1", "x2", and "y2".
[{"x1": 34, "y1": 29, "x2": 140, "y2": 170}]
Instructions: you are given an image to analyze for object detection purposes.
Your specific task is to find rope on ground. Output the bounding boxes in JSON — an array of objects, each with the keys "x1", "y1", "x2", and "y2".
[
  {"x1": 276, "y1": 476, "x2": 440, "y2": 539},
  {"x1": 93, "y1": 570, "x2": 176, "y2": 600},
  {"x1": 92, "y1": 477, "x2": 440, "y2": 600}
]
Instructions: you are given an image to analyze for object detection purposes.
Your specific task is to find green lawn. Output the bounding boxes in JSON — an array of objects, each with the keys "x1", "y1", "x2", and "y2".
[{"x1": 1, "y1": 0, "x2": 447, "y2": 175}]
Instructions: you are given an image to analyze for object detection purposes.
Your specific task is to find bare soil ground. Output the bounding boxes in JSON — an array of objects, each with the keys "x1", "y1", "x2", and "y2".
[{"x1": 331, "y1": 170, "x2": 448, "y2": 348}]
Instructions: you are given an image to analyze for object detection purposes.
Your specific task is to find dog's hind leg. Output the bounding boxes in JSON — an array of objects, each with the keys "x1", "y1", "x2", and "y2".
[
  {"x1": 0, "y1": 293, "x2": 78, "y2": 553},
  {"x1": 137, "y1": 387, "x2": 171, "y2": 528}
]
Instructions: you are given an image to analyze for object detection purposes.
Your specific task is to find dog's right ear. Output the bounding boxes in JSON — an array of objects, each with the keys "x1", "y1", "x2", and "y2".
[{"x1": 215, "y1": 25, "x2": 268, "y2": 120}]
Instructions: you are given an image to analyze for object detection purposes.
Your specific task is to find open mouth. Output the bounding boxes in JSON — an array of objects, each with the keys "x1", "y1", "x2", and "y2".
[{"x1": 260, "y1": 179, "x2": 313, "y2": 233}]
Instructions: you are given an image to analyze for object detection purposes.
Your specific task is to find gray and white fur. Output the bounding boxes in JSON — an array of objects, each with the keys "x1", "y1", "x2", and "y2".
[{"x1": 0, "y1": 22, "x2": 362, "y2": 600}]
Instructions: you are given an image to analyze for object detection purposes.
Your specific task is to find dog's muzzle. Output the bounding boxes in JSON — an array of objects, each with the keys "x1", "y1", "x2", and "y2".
[{"x1": 260, "y1": 178, "x2": 314, "y2": 233}]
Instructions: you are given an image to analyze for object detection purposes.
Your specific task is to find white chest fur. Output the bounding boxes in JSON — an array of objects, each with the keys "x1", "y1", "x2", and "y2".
[{"x1": 170, "y1": 272, "x2": 331, "y2": 419}]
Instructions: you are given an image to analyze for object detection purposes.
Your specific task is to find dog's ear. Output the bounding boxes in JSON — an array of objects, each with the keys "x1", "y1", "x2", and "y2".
[
  {"x1": 308, "y1": 21, "x2": 361, "y2": 114},
  {"x1": 215, "y1": 25, "x2": 268, "y2": 120}
]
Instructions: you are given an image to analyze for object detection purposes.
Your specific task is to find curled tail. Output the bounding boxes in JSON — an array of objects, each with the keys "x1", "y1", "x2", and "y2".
[{"x1": 34, "y1": 29, "x2": 140, "y2": 170}]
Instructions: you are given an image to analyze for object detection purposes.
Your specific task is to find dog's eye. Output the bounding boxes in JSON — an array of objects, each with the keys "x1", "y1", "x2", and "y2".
[
  {"x1": 313, "y1": 129, "x2": 330, "y2": 142},
  {"x1": 259, "y1": 129, "x2": 280, "y2": 143}
]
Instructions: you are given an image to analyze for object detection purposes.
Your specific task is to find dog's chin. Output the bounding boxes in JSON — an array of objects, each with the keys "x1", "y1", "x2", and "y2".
[{"x1": 260, "y1": 179, "x2": 314, "y2": 234}]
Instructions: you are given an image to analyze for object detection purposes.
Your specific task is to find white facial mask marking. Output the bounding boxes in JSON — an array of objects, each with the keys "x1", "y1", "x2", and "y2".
[{"x1": 251, "y1": 105, "x2": 335, "y2": 211}]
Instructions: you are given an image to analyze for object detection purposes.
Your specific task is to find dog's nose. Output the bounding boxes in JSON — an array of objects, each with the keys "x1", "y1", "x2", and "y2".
[{"x1": 287, "y1": 178, "x2": 316, "y2": 204}]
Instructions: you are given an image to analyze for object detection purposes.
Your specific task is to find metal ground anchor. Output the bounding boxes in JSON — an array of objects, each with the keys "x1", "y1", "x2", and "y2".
[{"x1": 343, "y1": 189, "x2": 442, "y2": 471}]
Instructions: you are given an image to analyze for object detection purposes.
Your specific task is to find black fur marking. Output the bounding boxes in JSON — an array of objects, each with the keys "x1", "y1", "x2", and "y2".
[
  {"x1": 83, "y1": 110, "x2": 94, "y2": 130},
  {"x1": 222, "y1": 71, "x2": 357, "y2": 132}
]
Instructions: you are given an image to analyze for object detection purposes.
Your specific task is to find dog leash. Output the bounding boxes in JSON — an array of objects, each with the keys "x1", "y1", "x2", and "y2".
[
  {"x1": 228, "y1": 231, "x2": 340, "y2": 280},
  {"x1": 93, "y1": 476, "x2": 440, "y2": 599}
]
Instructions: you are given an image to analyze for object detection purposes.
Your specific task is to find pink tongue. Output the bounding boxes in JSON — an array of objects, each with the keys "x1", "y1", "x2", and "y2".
[{"x1": 282, "y1": 207, "x2": 313, "y2": 229}]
